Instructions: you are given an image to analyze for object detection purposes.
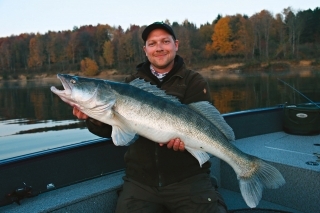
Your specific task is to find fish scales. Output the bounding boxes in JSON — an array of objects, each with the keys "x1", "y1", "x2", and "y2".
[
  {"x1": 51, "y1": 74, "x2": 285, "y2": 208},
  {"x1": 116, "y1": 85, "x2": 225, "y2": 151}
]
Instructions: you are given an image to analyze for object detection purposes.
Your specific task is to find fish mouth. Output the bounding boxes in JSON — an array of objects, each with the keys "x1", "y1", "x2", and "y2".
[
  {"x1": 50, "y1": 74, "x2": 71, "y2": 95},
  {"x1": 50, "y1": 74, "x2": 77, "y2": 107}
]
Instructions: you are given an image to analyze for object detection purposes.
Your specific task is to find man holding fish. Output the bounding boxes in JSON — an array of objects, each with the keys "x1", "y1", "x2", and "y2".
[{"x1": 73, "y1": 22, "x2": 228, "y2": 212}]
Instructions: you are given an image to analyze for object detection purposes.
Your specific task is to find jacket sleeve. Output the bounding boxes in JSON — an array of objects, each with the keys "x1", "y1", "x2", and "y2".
[
  {"x1": 85, "y1": 118, "x2": 113, "y2": 138},
  {"x1": 183, "y1": 72, "x2": 212, "y2": 104}
]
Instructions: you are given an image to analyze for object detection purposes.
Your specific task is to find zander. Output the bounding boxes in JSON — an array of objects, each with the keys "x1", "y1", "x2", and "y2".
[{"x1": 51, "y1": 74, "x2": 285, "y2": 208}]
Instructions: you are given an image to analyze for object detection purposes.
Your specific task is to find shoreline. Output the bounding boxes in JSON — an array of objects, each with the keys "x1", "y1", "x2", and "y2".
[{"x1": 1, "y1": 60, "x2": 319, "y2": 82}]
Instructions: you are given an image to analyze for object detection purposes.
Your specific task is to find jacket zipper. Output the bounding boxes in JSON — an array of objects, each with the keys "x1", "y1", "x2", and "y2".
[{"x1": 155, "y1": 143, "x2": 163, "y2": 187}]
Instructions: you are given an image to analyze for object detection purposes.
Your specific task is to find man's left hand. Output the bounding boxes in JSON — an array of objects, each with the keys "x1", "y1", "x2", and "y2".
[{"x1": 160, "y1": 138, "x2": 185, "y2": 151}]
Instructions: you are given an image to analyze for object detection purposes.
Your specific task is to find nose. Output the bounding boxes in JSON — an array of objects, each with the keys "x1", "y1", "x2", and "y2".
[{"x1": 155, "y1": 42, "x2": 163, "y2": 51}]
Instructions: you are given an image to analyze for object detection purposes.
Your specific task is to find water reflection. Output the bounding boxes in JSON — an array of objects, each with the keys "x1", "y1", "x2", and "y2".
[
  {"x1": 1, "y1": 71, "x2": 320, "y2": 127},
  {"x1": 205, "y1": 71, "x2": 320, "y2": 113},
  {"x1": 0, "y1": 71, "x2": 319, "y2": 160}
]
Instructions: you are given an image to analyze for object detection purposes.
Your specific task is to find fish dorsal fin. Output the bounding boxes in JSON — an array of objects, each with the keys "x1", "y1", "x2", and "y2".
[
  {"x1": 129, "y1": 78, "x2": 180, "y2": 103},
  {"x1": 188, "y1": 102, "x2": 235, "y2": 141}
]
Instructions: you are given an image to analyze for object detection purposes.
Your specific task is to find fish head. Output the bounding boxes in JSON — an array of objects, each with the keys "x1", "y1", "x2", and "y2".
[{"x1": 51, "y1": 74, "x2": 116, "y2": 117}]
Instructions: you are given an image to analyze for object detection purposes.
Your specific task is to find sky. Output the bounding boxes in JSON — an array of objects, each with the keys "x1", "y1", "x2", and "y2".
[{"x1": 0, "y1": 0, "x2": 319, "y2": 37}]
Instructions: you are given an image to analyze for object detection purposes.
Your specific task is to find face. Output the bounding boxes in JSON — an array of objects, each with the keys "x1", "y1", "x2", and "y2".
[{"x1": 143, "y1": 29, "x2": 179, "y2": 73}]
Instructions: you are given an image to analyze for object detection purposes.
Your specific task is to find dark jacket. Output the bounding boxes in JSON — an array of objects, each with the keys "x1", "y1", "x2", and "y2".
[{"x1": 86, "y1": 55, "x2": 212, "y2": 186}]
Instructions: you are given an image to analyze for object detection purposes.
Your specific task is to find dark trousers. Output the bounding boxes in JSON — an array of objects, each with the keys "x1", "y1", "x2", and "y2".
[{"x1": 115, "y1": 173, "x2": 228, "y2": 213}]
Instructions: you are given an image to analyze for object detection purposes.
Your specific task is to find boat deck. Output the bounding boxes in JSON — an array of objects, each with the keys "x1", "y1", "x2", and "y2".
[
  {"x1": 1, "y1": 131, "x2": 319, "y2": 213},
  {"x1": 234, "y1": 131, "x2": 320, "y2": 172},
  {"x1": 220, "y1": 131, "x2": 320, "y2": 213}
]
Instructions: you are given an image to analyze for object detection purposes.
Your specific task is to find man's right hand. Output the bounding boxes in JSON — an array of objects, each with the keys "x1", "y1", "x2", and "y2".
[
  {"x1": 73, "y1": 107, "x2": 104, "y2": 126},
  {"x1": 73, "y1": 107, "x2": 88, "y2": 120}
]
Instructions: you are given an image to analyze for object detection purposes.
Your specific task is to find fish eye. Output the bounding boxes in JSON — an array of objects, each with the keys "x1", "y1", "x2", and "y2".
[{"x1": 70, "y1": 79, "x2": 76, "y2": 84}]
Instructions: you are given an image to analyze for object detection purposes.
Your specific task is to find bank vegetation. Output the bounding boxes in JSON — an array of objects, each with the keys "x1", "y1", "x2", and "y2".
[{"x1": 0, "y1": 7, "x2": 320, "y2": 80}]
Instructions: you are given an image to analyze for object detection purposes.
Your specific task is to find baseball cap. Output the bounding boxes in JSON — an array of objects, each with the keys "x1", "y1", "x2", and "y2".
[{"x1": 142, "y1": 22, "x2": 176, "y2": 42}]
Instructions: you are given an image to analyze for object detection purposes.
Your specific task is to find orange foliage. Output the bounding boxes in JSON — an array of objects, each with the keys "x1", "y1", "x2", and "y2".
[
  {"x1": 80, "y1": 57, "x2": 99, "y2": 76},
  {"x1": 209, "y1": 17, "x2": 233, "y2": 56},
  {"x1": 103, "y1": 41, "x2": 114, "y2": 67},
  {"x1": 28, "y1": 36, "x2": 44, "y2": 68}
]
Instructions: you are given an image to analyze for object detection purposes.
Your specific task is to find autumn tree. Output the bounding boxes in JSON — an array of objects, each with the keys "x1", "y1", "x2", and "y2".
[
  {"x1": 110, "y1": 26, "x2": 124, "y2": 69},
  {"x1": 28, "y1": 35, "x2": 45, "y2": 69},
  {"x1": 80, "y1": 57, "x2": 99, "y2": 76},
  {"x1": 174, "y1": 20, "x2": 193, "y2": 65},
  {"x1": 95, "y1": 24, "x2": 112, "y2": 57},
  {"x1": 77, "y1": 26, "x2": 95, "y2": 60},
  {"x1": 117, "y1": 32, "x2": 134, "y2": 70},
  {"x1": 0, "y1": 39, "x2": 11, "y2": 71},
  {"x1": 283, "y1": 7, "x2": 299, "y2": 57},
  {"x1": 130, "y1": 25, "x2": 145, "y2": 65},
  {"x1": 1, "y1": 8, "x2": 320, "y2": 76},
  {"x1": 103, "y1": 40, "x2": 114, "y2": 67},
  {"x1": 237, "y1": 15, "x2": 254, "y2": 59},
  {"x1": 274, "y1": 13, "x2": 287, "y2": 58},
  {"x1": 198, "y1": 23, "x2": 215, "y2": 59},
  {"x1": 43, "y1": 32, "x2": 56, "y2": 70},
  {"x1": 66, "y1": 31, "x2": 79, "y2": 64},
  {"x1": 55, "y1": 33, "x2": 68, "y2": 70},
  {"x1": 207, "y1": 17, "x2": 233, "y2": 56},
  {"x1": 10, "y1": 35, "x2": 30, "y2": 72},
  {"x1": 229, "y1": 14, "x2": 249, "y2": 57},
  {"x1": 259, "y1": 10, "x2": 273, "y2": 60},
  {"x1": 250, "y1": 13, "x2": 264, "y2": 59}
]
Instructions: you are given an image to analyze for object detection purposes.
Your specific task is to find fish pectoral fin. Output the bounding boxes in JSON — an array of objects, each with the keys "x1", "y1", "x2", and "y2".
[
  {"x1": 184, "y1": 147, "x2": 210, "y2": 167},
  {"x1": 111, "y1": 125, "x2": 139, "y2": 146}
]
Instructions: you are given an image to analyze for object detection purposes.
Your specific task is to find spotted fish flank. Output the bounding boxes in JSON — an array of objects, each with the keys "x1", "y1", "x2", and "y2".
[{"x1": 51, "y1": 74, "x2": 285, "y2": 208}]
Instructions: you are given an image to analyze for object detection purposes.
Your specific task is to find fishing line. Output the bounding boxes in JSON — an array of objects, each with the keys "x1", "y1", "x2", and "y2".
[{"x1": 277, "y1": 78, "x2": 320, "y2": 108}]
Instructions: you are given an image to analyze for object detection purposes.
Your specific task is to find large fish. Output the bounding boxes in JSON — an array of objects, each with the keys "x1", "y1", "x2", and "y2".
[{"x1": 51, "y1": 74, "x2": 285, "y2": 208}]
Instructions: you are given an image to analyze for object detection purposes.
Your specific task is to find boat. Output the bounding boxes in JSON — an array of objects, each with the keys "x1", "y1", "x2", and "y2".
[{"x1": 0, "y1": 104, "x2": 319, "y2": 213}]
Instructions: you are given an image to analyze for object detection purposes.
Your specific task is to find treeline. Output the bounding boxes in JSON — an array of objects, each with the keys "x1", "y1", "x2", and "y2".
[{"x1": 0, "y1": 7, "x2": 319, "y2": 78}]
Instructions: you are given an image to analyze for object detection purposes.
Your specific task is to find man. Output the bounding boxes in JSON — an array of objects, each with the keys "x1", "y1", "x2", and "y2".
[{"x1": 73, "y1": 22, "x2": 227, "y2": 213}]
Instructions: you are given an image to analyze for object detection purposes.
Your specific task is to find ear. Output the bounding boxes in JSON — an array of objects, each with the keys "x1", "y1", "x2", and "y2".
[
  {"x1": 143, "y1": 46, "x2": 147, "y2": 56},
  {"x1": 174, "y1": 40, "x2": 179, "y2": 51}
]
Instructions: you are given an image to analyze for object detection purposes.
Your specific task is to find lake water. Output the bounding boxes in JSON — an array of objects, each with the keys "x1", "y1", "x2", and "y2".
[{"x1": 1, "y1": 70, "x2": 319, "y2": 161}]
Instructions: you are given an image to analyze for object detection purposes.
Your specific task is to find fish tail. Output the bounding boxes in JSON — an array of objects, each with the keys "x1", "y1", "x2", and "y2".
[{"x1": 238, "y1": 158, "x2": 286, "y2": 208}]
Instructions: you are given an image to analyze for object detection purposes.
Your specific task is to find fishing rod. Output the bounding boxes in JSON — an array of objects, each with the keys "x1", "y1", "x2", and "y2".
[{"x1": 277, "y1": 78, "x2": 320, "y2": 109}]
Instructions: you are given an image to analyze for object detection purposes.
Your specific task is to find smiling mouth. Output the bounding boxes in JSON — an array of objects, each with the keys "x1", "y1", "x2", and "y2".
[{"x1": 155, "y1": 53, "x2": 167, "y2": 57}]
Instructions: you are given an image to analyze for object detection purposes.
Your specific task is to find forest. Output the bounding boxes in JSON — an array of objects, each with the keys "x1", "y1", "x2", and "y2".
[{"x1": 0, "y1": 6, "x2": 319, "y2": 79}]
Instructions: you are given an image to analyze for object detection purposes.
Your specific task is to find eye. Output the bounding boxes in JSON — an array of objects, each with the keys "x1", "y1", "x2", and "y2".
[
  {"x1": 148, "y1": 42, "x2": 155, "y2": 47},
  {"x1": 70, "y1": 79, "x2": 76, "y2": 84}
]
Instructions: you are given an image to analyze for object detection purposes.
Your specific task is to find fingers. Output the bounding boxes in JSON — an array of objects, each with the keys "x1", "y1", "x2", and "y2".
[
  {"x1": 166, "y1": 139, "x2": 175, "y2": 149},
  {"x1": 165, "y1": 138, "x2": 185, "y2": 151},
  {"x1": 178, "y1": 140, "x2": 185, "y2": 151},
  {"x1": 73, "y1": 107, "x2": 88, "y2": 120},
  {"x1": 73, "y1": 107, "x2": 103, "y2": 126}
]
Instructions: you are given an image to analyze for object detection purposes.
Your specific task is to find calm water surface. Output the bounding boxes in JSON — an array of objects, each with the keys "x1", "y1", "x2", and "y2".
[{"x1": 1, "y1": 70, "x2": 319, "y2": 160}]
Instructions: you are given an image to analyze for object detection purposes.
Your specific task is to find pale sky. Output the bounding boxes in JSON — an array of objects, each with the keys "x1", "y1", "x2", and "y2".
[{"x1": 0, "y1": 0, "x2": 319, "y2": 37}]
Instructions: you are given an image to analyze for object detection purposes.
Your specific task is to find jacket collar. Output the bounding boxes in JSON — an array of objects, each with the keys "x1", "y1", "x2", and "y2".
[{"x1": 136, "y1": 55, "x2": 187, "y2": 82}]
